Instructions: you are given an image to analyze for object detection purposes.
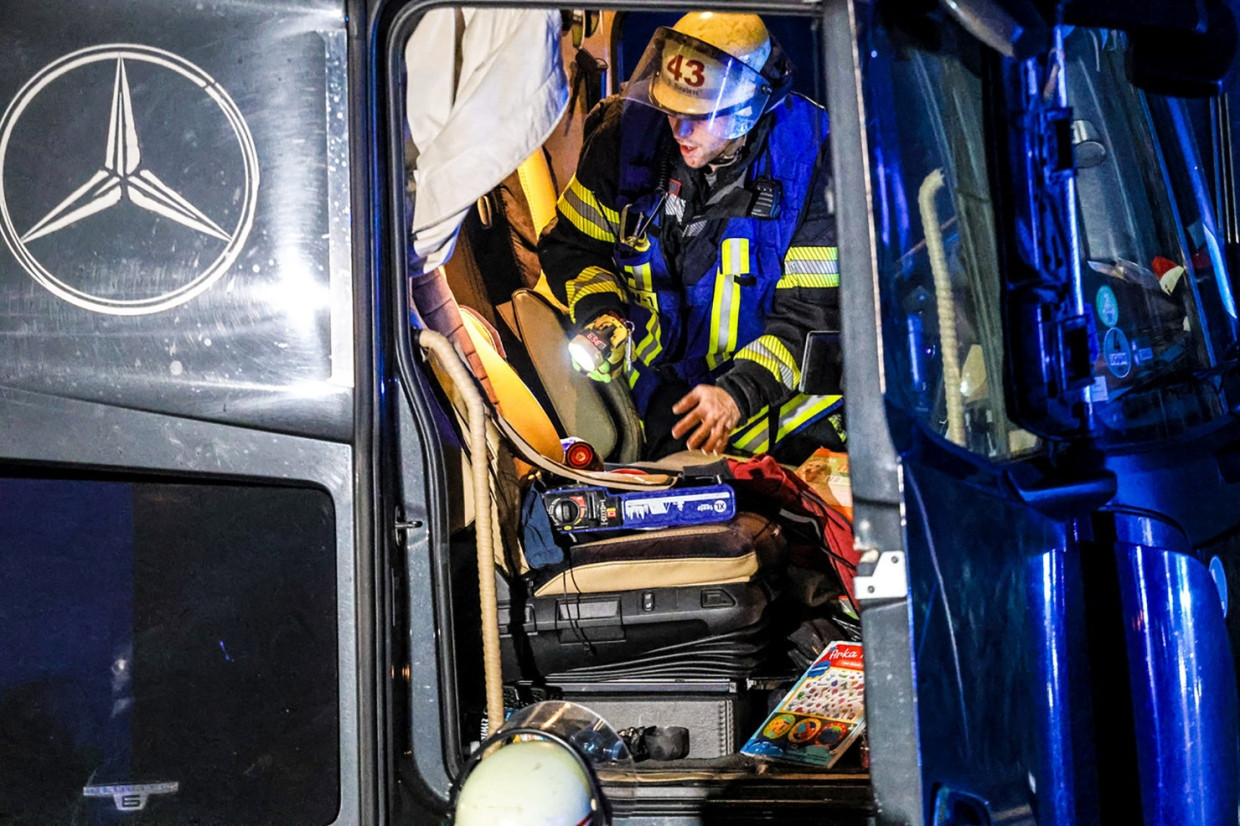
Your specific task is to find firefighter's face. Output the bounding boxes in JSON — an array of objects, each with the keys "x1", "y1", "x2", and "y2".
[{"x1": 668, "y1": 116, "x2": 735, "y2": 169}]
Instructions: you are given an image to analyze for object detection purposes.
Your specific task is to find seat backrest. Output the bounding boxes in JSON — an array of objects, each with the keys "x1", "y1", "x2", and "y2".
[
  {"x1": 440, "y1": 156, "x2": 546, "y2": 337},
  {"x1": 517, "y1": 150, "x2": 558, "y2": 238},
  {"x1": 510, "y1": 288, "x2": 620, "y2": 459},
  {"x1": 436, "y1": 146, "x2": 644, "y2": 463},
  {"x1": 513, "y1": 150, "x2": 570, "y2": 310},
  {"x1": 507, "y1": 150, "x2": 645, "y2": 462}
]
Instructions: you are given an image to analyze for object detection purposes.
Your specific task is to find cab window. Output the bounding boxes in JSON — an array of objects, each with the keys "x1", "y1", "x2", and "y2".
[
  {"x1": 866, "y1": 17, "x2": 1240, "y2": 458},
  {"x1": 0, "y1": 473, "x2": 339, "y2": 824},
  {"x1": 865, "y1": 13, "x2": 1039, "y2": 459}
]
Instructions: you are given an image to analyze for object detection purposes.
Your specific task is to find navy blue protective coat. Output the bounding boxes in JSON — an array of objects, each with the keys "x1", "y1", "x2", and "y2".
[{"x1": 539, "y1": 92, "x2": 844, "y2": 458}]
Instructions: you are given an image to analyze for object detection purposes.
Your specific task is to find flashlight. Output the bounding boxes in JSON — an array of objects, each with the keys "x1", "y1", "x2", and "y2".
[{"x1": 569, "y1": 327, "x2": 614, "y2": 374}]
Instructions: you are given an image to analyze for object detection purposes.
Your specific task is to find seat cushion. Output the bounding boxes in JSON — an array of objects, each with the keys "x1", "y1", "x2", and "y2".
[{"x1": 530, "y1": 511, "x2": 785, "y2": 597}]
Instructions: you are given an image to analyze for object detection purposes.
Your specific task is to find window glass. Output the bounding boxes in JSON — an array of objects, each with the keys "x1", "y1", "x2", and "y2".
[
  {"x1": 1066, "y1": 29, "x2": 1237, "y2": 441},
  {"x1": 865, "y1": 17, "x2": 1038, "y2": 459},
  {"x1": 867, "y1": 17, "x2": 1240, "y2": 456},
  {"x1": 0, "y1": 475, "x2": 339, "y2": 824}
]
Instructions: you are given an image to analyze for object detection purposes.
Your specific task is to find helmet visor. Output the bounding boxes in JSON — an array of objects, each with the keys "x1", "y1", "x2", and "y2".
[
  {"x1": 499, "y1": 701, "x2": 634, "y2": 769},
  {"x1": 621, "y1": 27, "x2": 773, "y2": 140}
]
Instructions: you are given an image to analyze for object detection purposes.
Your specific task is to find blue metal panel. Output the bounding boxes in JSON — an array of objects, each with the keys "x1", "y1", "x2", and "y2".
[
  {"x1": 1114, "y1": 514, "x2": 1239, "y2": 825},
  {"x1": 905, "y1": 463, "x2": 1091, "y2": 825},
  {"x1": 1027, "y1": 546, "x2": 1078, "y2": 825}
]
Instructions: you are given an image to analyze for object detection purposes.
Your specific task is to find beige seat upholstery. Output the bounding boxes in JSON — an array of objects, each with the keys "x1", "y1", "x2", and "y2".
[
  {"x1": 510, "y1": 288, "x2": 622, "y2": 460},
  {"x1": 506, "y1": 149, "x2": 646, "y2": 462},
  {"x1": 531, "y1": 512, "x2": 785, "y2": 597}
]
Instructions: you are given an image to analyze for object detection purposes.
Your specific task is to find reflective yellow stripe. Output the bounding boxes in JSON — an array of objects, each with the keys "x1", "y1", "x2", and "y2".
[
  {"x1": 777, "y1": 272, "x2": 839, "y2": 289},
  {"x1": 728, "y1": 393, "x2": 843, "y2": 454},
  {"x1": 779, "y1": 245, "x2": 839, "y2": 289},
  {"x1": 729, "y1": 409, "x2": 768, "y2": 451},
  {"x1": 784, "y1": 245, "x2": 838, "y2": 263},
  {"x1": 734, "y1": 334, "x2": 800, "y2": 390},
  {"x1": 558, "y1": 176, "x2": 619, "y2": 242},
  {"x1": 775, "y1": 394, "x2": 842, "y2": 443},
  {"x1": 565, "y1": 266, "x2": 625, "y2": 323},
  {"x1": 625, "y1": 263, "x2": 662, "y2": 367},
  {"x1": 708, "y1": 238, "x2": 746, "y2": 370}
]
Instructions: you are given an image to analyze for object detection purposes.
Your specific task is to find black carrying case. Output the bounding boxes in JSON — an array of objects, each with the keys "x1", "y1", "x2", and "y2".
[{"x1": 500, "y1": 512, "x2": 788, "y2": 681}]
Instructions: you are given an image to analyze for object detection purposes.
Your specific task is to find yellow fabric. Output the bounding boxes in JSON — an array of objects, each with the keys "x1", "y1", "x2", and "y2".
[
  {"x1": 624, "y1": 261, "x2": 663, "y2": 369},
  {"x1": 558, "y1": 175, "x2": 618, "y2": 241},
  {"x1": 517, "y1": 148, "x2": 568, "y2": 310},
  {"x1": 517, "y1": 150, "x2": 558, "y2": 235},
  {"x1": 777, "y1": 272, "x2": 839, "y2": 289},
  {"x1": 730, "y1": 392, "x2": 843, "y2": 454},
  {"x1": 420, "y1": 341, "x2": 528, "y2": 575},
  {"x1": 565, "y1": 266, "x2": 626, "y2": 322},
  {"x1": 460, "y1": 311, "x2": 564, "y2": 463}
]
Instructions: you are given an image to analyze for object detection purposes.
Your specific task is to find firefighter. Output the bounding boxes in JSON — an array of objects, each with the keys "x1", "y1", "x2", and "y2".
[{"x1": 539, "y1": 11, "x2": 844, "y2": 462}]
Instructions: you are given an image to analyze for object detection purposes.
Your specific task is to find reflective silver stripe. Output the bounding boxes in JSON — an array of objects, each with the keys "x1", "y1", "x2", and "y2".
[
  {"x1": 783, "y1": 259, "x2": 839, "y2": 275},
  {"x1": 708, "y1": 238, "x2": 746, "y2": 370},
  {"x1": 779, "y1": 245, "x2": 840, "y2": 288},
  {"x1": 559, "y1": 176, "x2": 618, "y2": 242},
  {"x1": 730, "y1": 408, "x2": 770, "y2": 453},
  {"x1": 734, "y1": 334, "x2": 800, "y2": 390}
]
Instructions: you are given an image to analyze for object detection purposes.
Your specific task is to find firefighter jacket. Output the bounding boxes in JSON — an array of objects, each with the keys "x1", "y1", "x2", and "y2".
[{"x1": 539, "y1": 93, "x2": 843, "y2": 456}]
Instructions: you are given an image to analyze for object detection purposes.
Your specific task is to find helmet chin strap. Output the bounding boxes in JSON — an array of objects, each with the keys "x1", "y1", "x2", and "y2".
[{"x1": 709, "y1": 133, "x2": 748, "y2": 170}]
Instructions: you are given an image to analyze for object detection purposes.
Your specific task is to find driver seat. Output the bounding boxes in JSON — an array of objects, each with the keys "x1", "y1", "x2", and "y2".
[{"x1": 435, "y1": 290, "x2": 790, "y2": 683}]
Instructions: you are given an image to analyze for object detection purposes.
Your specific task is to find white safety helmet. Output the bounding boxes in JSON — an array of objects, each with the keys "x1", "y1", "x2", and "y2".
[
  {"x1": 622, "y1": 12, "x2": 774, "y2": 140},
  {"x1": 455, "y1": 740, "x2": 594, "y2": 826},
  {"x1": 452, "y1": 701, "x2": 633, "y2": 826}
]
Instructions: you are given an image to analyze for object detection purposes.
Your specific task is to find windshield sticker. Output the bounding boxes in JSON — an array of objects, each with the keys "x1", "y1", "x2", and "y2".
[
  {"x1": 1102, "y1": 326, "x2": 1132, "y2": 378},
  {"x1": 1095, "y1": 285, "x2": 1119, "y2": 328},
  {"x1": 0, "y1": 45, "x2": 259, "y2": 315},
  {"x1": 1090, "y1": 374, "x2": 1109, "y2": 402}
]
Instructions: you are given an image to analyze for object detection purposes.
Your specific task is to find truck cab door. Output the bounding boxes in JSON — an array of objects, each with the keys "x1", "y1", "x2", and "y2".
[
  {"x1": 0, "y1": 2, "x2": 379, "y2": 823},
  {"x1": 830, "y1": 2, "x2": 1239, "y2": 823}
]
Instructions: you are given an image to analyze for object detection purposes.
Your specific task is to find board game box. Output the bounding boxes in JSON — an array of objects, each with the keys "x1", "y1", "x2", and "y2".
[{"x1": 741, "y1": 640, "x2": 865, "y2": 768}]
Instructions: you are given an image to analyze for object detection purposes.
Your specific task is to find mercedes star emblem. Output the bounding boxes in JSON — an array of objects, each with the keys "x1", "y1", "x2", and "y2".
[{"x1": 0, "y1": 44, "x2": 260, "y2": 315}]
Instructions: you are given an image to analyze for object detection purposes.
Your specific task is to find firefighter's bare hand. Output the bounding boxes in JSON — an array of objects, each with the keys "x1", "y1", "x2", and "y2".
[{"x1": 671, "y1": 385, "x2": 741, "y2": 454}]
